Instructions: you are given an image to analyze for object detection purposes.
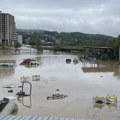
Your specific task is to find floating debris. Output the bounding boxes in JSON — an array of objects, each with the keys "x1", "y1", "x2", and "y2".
[
  {"x1": 20, "y1": 76, "x2": 30, "y2": 83},
  {"x1": 105, "y1": 95, "x2": 117, "y2": 108},
  {"x1": 106, "y1": 95, "x2": 117, "y2": 104},
  {"x1": 16, "y1": 91, "x2": 29, "y2": 96},
  {"x1": 56, "y1": 89, "x2": 59, "y2": 91},
  {"x1": 93, "y1": 96, "x2": 105, "y2": 109},
  {"x1": 47, "y1": 94, "x2": 68, "y2": 100},
  {"x1": 93, "y1": 95, "x2": 117, "y2": 108},
  {"x1": 8, "y1": 90, "x2": 13, "y2": 93},
  {"x1": 32, "y1": 74, "x2": 40, "y2": 81},
  {"x1": 3, "y1": 85, "x2": 15, "y2": 89},
  {"x1": 18, "y1": 85, "x2": 22, "y2": 88},
  {"x1": 93, "y1": 96, "x2": 105, "y2": 104}
]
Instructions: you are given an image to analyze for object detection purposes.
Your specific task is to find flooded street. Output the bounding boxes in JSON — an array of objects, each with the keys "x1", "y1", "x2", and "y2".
[{"x1": 0, "y1": 49, "x2": 120, "y2": 120}]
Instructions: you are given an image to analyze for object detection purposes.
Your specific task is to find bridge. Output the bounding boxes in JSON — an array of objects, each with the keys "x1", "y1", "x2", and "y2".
[
  {"x1": 59, "y1": 46, "x2": 112, "y2": 51},
  {"x1": 23, "y1": 45, "x2": 114, "y2": 60},
  {"x1": 42, "y1": 45, "x2": 114, "y2": 59},
  {"x1": 54, "y1": 46, "x2": 113, "y2": 59},
  {"x1": 42, "y1": 45, "x2": 113, "y2": 51}
]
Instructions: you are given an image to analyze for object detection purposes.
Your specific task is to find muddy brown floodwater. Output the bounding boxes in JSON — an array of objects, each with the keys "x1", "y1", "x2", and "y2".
[{"x1": 0, "y1": 49, "x2": 120, "y2": 120}]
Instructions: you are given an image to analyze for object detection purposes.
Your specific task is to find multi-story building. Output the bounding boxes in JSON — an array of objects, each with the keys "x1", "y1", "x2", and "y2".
[
  {"x1": 18, "y1": 35, "x2": 23, "y2": 45},
  {"x1": 0, "y1": 11, "x2": 15, "y2": 46}
]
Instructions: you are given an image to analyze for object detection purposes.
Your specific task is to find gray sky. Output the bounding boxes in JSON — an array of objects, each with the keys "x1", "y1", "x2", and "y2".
[{"x1": 1, "y1": 0, "x2": 120, "y2": 37}]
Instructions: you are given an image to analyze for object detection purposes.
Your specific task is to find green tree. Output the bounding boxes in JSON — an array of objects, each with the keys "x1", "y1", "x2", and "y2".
[
  {"x1": 14, "y1": 41, "x2": 21, "y2": 49},
  {"x1": 113, "y1": 35, "x2": 120, "y2": 59},
  {"x1": 52, "y1": 44, "x2": 61, "y2": 52},
  {"x1": 117, "y1": 35, "x2": 120, "y2": 45}
]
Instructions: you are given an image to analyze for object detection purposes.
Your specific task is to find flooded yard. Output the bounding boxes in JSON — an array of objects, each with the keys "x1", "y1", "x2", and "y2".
[{"x1": 0, "y1": 50, "x2": 120, "y2": 120}]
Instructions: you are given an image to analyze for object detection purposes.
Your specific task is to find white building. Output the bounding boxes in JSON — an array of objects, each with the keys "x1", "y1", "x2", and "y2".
[{"x1": 18, "y1": 35, "x2": 23, "y2": 45}]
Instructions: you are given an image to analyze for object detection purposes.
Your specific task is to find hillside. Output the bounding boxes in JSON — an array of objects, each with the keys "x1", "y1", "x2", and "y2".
[{"x1": 17, "y1": 29, "x2": 115, "y2": 47}]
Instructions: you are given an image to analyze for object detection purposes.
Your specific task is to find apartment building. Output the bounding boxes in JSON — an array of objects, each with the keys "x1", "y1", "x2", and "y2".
[{"x1": 0, "y1": 11, "x2": 15, "y2": 46}]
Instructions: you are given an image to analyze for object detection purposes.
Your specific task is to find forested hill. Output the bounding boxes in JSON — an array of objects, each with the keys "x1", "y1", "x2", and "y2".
[
  {"x1": 17, "y1": 29, "x2": 116, "y2": 46},
  {"x1": 56, "y1": 32, "x2": 114, "y2": 41}
]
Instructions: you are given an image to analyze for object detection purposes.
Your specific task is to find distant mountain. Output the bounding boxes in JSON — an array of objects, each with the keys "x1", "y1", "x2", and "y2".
[
  {"x1": 16, "y1": 29, "x2": 115, "y2": 46},
  {"x1": 17, "y1": 29, "x2": 115, "y2": 39},
  {"x1": 59, "y1": 32, "x2": 115, "y2": 41}
]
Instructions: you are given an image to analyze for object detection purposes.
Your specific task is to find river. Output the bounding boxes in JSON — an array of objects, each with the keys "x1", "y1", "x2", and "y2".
[{"x1": 0, "y1": 48, "x2": 120, "y2": 120}]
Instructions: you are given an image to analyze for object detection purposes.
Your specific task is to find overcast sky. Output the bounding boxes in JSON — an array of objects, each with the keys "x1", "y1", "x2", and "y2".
[{"x1": 1, "y1": 0, "x2": 120, "y2": 37}]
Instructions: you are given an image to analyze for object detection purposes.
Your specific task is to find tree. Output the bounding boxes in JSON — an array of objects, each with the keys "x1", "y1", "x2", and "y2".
[
  {"x1": 117, "y1": 35, "x2": 120, "y2": 45},
  {"x1": 113, "y1": 35, "x2": 120, "y2": 59},
  {"x1": 14, "y1": 41, "x2": 21, "y2": 49}
]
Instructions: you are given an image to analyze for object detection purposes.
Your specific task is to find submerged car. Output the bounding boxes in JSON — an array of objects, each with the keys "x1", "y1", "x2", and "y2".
[{"x1": 20, "y1": 58, "x2": 39, "y2": 67}]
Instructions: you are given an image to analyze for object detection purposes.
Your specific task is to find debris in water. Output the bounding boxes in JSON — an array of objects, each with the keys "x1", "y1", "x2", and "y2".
[
  {"x1": 8, "y1": 90, "x2": 13, "y2": 93},
  {"x1": 47, "y1": 94, "x2": 68, "y2": 100}
]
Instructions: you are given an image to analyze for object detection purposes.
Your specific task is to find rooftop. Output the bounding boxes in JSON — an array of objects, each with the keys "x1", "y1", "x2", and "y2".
[{"x1": 0, "y1": 115, "x2": 96, "y2": 120}]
